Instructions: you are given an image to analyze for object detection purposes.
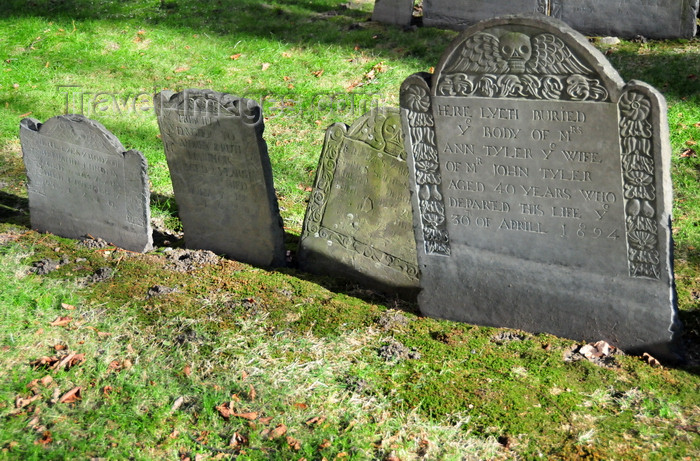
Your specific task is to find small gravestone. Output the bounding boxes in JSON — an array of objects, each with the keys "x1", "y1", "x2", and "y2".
[
  {"x1": 400, "y1": 15, "x2": 681, "y2": 361},
  {"x1": 421, "y1": 0, "x2": 699, "y2": 39},
  {"x1": 154, "y1": 89, "x2": 285, "y2": 268},
  {"x1": 299, "y1": 107, "x2": 419, "y2": 297},
  {"x1": 19, "y1": 114, "x2": 152, "y2": 252},
  {"x1": 372, "y1": 0, "x2": 415, "y2": 26}
]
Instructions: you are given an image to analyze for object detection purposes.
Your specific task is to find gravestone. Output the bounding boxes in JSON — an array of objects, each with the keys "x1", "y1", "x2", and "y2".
[
  {"x1": 19, "y1": 114, "x2": 152, "y2": 252},
  {"x1": 372, "y1": 0, "x2": 415, "y2": 26},
  {"x1": 421, "y1": 0, "x2": 699, "y2": 39},
  {"x1": 154, "y1": 89, "x2": 285, "y2": 268},
  {"x1": 299, "y1": 107, "x2": 419, "y2": 297},
  {"x1": 400, "y1": 15, "x2": 682, "y2": 361}
]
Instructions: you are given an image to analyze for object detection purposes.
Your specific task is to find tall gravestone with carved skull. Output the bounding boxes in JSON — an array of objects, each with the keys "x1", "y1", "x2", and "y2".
[{"x1": 400, "y1": 15, "x2": 682, "y2": 361}]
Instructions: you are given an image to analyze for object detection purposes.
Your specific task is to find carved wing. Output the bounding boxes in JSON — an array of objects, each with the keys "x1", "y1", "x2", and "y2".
[
  {"x1": 442, "y1": 33, "x2": 507, "y2": 74},
  {"x1": 527, "y1": 34, "x2": 592, "y2": 75}
]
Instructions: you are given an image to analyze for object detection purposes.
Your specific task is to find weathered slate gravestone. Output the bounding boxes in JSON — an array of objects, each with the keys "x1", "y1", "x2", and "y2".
[
  {"x1": 400, "y1": 15, "x2": 682, "y2": 361},
  {"x1": 299, "y1": 107, "x2": 419, "y2": 297},
  {"x1": 372, "y1": 0, "x2": 415, "y2": 26},
  {"x1": 420, "y1": 0, "x2": 699, "y2": 39},
  {"x1": 154, "y1": 89, "x2": 285, "y2": 268},
  {"x1": 19, "y1": 114, "x2": 152, "y2": 252}
]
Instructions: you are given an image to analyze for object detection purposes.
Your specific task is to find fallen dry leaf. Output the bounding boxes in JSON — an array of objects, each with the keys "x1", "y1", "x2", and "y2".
[
  {"x1": 293, "y1": 402, "x2": 308, "y2": 410},
  {"x1": 287, "y1": 436, "x2": 302, "y2": 451},
  {"x1": 174, "y1": 66, "x2": 190, "y2": 73},
  {"x1": 642, "y1": 352, "x2": 662, "y2": 367},
  {"x1": 171, "y1": 396, "x2": 185, "y2": 412},
  {"x1": 680, "y1": 148, "x2": 697, "y2": 158},
  {"x1": 261, "y1": 62, "x2": 271, "y2": 71},
  {"x1": 234, "y1": 411, "x2": 259, "y2": 421},
  {"x1": 54, "y1": 352, "x2": 85, "y2": 371},
  {"x1": 248, "y1": 385, "x2": 256, "y2": 401},
  {"x1": 183, "y1": 365, "x2": 192, "y2": 376},
  {"x1": 26, "y1": 375, "x2": 53, "y2": 390},
  {"x1": 319, "y1": 439, "x2": 331, "y2": 449},
  {"x1": 267, "y1": 424, "x2": 287, "y2": 440},
  {"x1": 58, "y1": 386, "x2": 82, "y2": 404},
  {"x1": 19, "y1": 111, "x2": 33, "y2": 117},
  {"x1": 35, "y1": 430, "x2": 52, "y2": 446},
  {"x1": 215, "y1": 402, "x2": 232, "y2": 419},
  {"x1": 61, "y1": 303, "x2": 76, "y2": 310},
  {"x1": 49, "y1": 316, "x2": 72, "y2": 327},
  {"x1": 29, "y1": 356, "x2": 59, "y2": 369},
  {"x1": 16, "y1": 394, "x2": 42, "y2": 409},
  {"x1": 230, "y1": 53, "x2": 242, "y2": 60},
  {"x1": 102, "y1": 386, "x2": 113, "y2": 397},
  {"x1": 229, "y1": 431, "x2": 248, "y2": 448},
  {"x1": 258, "y1": 416, "x2": 273, "y2": 425},
  {"x1": 305, "y1": 416, "x2": 326, "y2": 426},
  {"x1": 312, "y1": 69, "x2": 324, "y2": 78}
]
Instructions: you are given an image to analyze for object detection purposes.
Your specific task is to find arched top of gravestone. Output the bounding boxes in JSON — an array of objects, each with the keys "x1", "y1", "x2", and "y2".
[
  {"x1": 343, "y1": 107, "x2": 406, "y2": 161},
  {"x1": 155, "y1": 89, "x2": 263, "y2": 127},
  {"x1": 21, "y1": 114, "x2": 128, "y2": 155},
  {"x1": 431, "y1": 15, "x2": 626, "y2": 103}
]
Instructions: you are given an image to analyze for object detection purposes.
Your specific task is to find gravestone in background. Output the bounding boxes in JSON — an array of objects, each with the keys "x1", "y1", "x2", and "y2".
[
  {"x1": 299, "y1": 107, "x2": 419, "y2": 297},
  {"x1": 400, "y1": 15, "x2": 682, "y2": 361},
  {"x1": 372, "y1": 0, "x2": 415, "y2": 26},
  {"x1": 420, "y1": 0, "x2": 699, "y2": 39},
  {"x1": 154, "y1": 89, "x2": 285, "y2": 268},
  {"x1": 19, "y1": 114, "x2": 152, "y2": 252}
]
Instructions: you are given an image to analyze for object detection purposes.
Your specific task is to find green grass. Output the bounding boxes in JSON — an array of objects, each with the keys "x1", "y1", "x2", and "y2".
[{"x1": 1, "y1": 1, "x2": 699, "y2": 459}]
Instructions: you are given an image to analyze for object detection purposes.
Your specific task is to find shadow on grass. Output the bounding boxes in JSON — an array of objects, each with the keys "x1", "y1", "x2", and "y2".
[
  {"x1": 5, "y1": 0, "x2": 451, "y2": 65},
  {"x1": 606, "y1": 48, "x2": 700, "y2": 103},
  {"x1": 0, "y1": 191, "x2": 30, "y2": 227}
]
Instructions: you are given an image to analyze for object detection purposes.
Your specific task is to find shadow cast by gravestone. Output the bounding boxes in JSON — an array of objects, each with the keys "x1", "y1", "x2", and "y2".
[
  {"x1": 272, "y1": 264, "x2": 421, "y2": 316},
  {"x1": 0, "y1": 191, "x2": 30, "y2": 227}
]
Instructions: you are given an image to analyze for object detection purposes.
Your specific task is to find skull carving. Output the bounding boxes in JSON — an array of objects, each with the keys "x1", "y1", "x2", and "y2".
[{"x1": 499, "y1": 32, "x2": 531, "y2": 74}]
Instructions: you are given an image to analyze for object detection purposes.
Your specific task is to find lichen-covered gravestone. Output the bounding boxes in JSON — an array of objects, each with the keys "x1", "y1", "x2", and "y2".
[
  {"x1": 19, "y1": 114, "x2": 152, "y2": 252},
  {"x1": 299, "y1": 107, "x2": 419, "y2": 297},
  {"x1": 400, "y1": 15, "x2": 682, "y2": 361},
  {"x1": 154, "y1": 89, "x2": 285, "y2": 268}
]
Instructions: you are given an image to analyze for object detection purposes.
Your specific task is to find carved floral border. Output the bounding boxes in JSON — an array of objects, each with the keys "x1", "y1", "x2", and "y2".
[
  {"x1": 619, "y1": 89, "x2": 661, "y2": 279},
  {"x1": 400, "y1": 77, "x2": 450, "y2": 256}
]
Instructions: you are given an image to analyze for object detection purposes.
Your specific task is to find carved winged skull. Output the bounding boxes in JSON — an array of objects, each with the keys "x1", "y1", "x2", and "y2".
[{"x1": 443, "y1": 31, "x2": 592, "y2": 76}]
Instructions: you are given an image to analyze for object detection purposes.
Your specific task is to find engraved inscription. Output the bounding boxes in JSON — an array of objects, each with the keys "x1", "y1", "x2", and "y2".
[
  {"x1": 432, "y1": 96, "x2": 628, "y2": 272},
  {"x1": 158, "y1": 110, "x2": 261, "y2": 210},
  {"x1": 25, "y1": 136, "x2": 125, "y2": 214}
]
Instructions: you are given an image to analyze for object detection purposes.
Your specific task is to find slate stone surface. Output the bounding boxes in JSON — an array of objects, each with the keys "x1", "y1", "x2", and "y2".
[
  {"x1": 299, "y1": 107, "x2": 419, "y2": 297},
  {"x1": 154, "y1": 89, "x2": 285, "y2": 268},
  {"x1": 19, "y1": 114, "x2": 152, "y2": 252},
  {"x1": 400, "y1": 15, "x2": 682, "y2": 361},
  {"x1": 372, "y1": 0, "x2": 415, "y2": 26},
  {"x1": 421, "y1": 0, "x2": 699, "y2": 39}
]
